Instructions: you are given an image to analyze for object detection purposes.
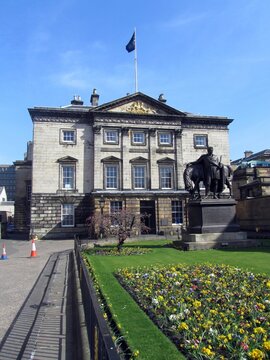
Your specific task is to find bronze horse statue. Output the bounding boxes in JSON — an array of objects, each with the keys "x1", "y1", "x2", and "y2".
[{"x1": 184, "y1": 163, "x2": 233, "y2": 199}]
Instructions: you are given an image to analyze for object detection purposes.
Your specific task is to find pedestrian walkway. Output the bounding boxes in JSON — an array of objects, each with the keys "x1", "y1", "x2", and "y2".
[
  {"x1": 0, "y1": 238, "x2": 74, "y2": 359},
  {"x1": 0, "y1": 248, "x2": 76, "y2": 359}
]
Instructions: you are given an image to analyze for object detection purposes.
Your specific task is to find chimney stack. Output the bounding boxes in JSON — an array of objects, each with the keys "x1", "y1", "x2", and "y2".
[
  {"x1": 90, "y1": 89, "x2": 99, "y2": 107},
  {"x1": 71, "y1": 95, "x2": 83, "y2": 105},
  {"x1": 244, "y1": 150, "x2": 253, "y2": 158}
]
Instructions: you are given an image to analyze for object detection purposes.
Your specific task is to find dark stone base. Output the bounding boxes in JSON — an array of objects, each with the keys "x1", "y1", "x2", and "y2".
[{"x1": 187, "y1": 198, "x2": 240, "y2": 234}]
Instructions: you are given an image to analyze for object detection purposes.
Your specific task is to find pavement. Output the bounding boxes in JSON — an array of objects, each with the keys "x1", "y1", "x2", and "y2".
[{"x1": 0, "y1": 237, "x2": 75, "y2": 359}]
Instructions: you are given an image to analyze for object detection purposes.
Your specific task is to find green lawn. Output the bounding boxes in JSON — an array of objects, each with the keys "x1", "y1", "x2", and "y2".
[{"x1": 84, "y1": 240, "x2": 270, "y2": 360}]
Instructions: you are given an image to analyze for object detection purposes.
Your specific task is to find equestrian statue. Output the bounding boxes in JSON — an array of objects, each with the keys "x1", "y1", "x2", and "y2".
[{"x1": 184, "y1": 146, "x2": 232, "y2": 199}]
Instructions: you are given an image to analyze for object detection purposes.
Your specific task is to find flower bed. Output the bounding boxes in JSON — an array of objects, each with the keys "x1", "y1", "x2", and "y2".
[
  {"x1": 116, "y1": 264, "x2": 270, "y2": 359},
  {"x1": 86, "y1": 246, "x2": 151, "y2": 256}
]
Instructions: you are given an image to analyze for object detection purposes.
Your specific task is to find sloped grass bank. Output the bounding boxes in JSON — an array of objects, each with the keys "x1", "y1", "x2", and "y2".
[{"x1": 83, "y1": 241, "x2": 270, "y2": 359}]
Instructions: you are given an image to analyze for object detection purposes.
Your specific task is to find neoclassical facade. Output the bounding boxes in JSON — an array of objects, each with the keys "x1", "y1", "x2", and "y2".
[{"x1": 28, "y1": 91, "x2": 232, "y2": 239}]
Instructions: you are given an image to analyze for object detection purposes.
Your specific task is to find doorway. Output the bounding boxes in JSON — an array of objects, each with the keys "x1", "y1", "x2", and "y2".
[{"x1": 140, "y1": 200, "x2": 156, "y2": 234}]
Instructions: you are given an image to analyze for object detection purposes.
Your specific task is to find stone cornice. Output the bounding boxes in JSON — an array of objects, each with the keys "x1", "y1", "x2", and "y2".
[
  {"x1": 94, "y1": 115, "x2": 182, "y2": 126},
  {"x1": 28, "y1": 108, "x2": 92, "y2": 124}
]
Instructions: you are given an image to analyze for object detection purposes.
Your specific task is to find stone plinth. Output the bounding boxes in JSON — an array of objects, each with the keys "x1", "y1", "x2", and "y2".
[{"x1": 187, "y1": 198, "x2": 240, "y2": 234}]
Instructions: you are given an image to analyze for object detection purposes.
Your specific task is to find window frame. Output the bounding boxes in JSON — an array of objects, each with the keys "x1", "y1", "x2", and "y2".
[
  {"x1": 60, "y1": 129, "x2": 76, "y2": 145},
  {"x1": 132, "y1": 164, "x2": 147, "y2": 189},
  {"x1": 193, "y1": 134, "x2": 208, "y2": 149},
  {"x1": 159, "y1": 165, "x2": 174, "y2": 189},
  {"x1": 104, "y1": 129, "x2": 119, "y2": 144},
  {"x1": 171, "y1": 200, "x2": 183, "y2": 225},
  {"x1": 104, "y1": 163, "x2": 119, "y2": 189},
  {"x1": 61, "y1": 164, "x2": 76, "y2": 190},
  {"x1": 110, "y1": 201, "x2": 123, "y2": 226},
  {"x1": 61, "y1": 204, "x2": 75, "y2": 227},
  {"x1": 131, "y1": 131, "x2": 146, "y2": 146},
  {"x1": 158, "y1": 131, "x2": 173, "y2": 146}
]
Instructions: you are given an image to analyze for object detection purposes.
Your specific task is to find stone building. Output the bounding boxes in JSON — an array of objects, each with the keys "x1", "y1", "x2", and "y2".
[
  {"x1": 13, "y1": 142, "x2": 32, "y2": 233},
  {"x1": 231, "y1": 149, "x2": 270, "y2": 232},
  {"x1": 27, "y1": 91, "x2": 232, "y2": 239}
]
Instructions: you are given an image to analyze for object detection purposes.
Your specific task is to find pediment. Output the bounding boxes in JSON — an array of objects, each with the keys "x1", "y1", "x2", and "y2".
[
  {"x1": 95, "y1": 92, "x2": 185, "y2": 116},
  {"x1": 129, "y1": 156, "x2": 148, "y2": 163},
  {"x1": 101, "y1": 156, "x2": 121, "y2": 162},
  {"x1": 57, "y1": 156, "x2": 78, "y2": 163},
  {"x1": 157, "y1": 157, "x2": 175, "y2": 163}
]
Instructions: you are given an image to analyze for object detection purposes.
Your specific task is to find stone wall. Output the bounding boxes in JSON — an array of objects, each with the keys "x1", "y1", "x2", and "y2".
[
  {"x1": 31, "y1": 193, "x2": 92, "y2": 239},
  {"x1": 236, "y1": 196, "x2": 270, "y2": 231}
]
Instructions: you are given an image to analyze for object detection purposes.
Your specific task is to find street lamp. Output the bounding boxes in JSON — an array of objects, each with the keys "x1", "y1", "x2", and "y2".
[{"x1": 99, "y1": 196, "x2": 105, "y2": 238}]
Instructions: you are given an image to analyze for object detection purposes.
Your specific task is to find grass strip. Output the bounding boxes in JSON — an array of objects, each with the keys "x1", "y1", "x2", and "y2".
[{"x1": 84, "y1": 240, "x2": 270, "y2": 359}]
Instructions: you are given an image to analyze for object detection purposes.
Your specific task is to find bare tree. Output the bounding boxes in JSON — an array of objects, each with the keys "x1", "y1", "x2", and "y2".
[{"x1": 86, "y1": 209, "x2": 150, "y2": 250}]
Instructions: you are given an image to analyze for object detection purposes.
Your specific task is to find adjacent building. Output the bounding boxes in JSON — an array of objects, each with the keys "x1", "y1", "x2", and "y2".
[
  {"x1": 26, "y1": 91, "x2": 232, "y2": 239},
  {"x1": 0, "y1": 165, "x2": 16, "y2": 201},
  {"x1": 231, "y1": 149, "x2": 270, "y2": 232},
  {"x1": 13, "y1": 142, "x2": 32, "y2": 233}
]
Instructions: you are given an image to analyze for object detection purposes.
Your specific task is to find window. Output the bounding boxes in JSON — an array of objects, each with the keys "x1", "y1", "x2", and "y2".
[
  {"x1": 133, "y1": 165, "x2": 146, "y2": 189},
  {"x1": 110, "y1": 201, "x2": 123, "y2": 225},
  {"x1": 104, "y1": 129, "x2": 119, "y2": 144},
  {"x1": 194, "y1": 134, "x2": 208, "y2": 148},
  {"x1": 105, "y1": 165, "x2": 119, "y2": 189},
  {"x1": 62, "y1": 165, "x2": 75, "y2": 189},
  {"x1": 160, "y1": 166, "x2": 174, "y2": 189},
  {"x1": 132, "y1": 131, "x2": 146, "y2": 145},
  {"x1": 61, "y1": 204, "x2": 75, "y2": 227},
  {"x1": 61, "y1": 129, "x2": 76, "y2": 144},
  {"x1": 110, "y1": 201, "x2": 123, "y2": 213},
  {"x1": 158, "y1": 132, "x2": 172, "y2": 146},
  {"x1": 171, "y1": 200, "x2": 183, "y2": 224}
]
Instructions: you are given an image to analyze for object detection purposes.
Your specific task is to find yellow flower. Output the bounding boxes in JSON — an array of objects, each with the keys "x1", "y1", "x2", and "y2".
[
  {"x1": 133, "y1": 350, "x2": 140, "y2": 357},
  {"x1": 193, "y1": 300, "x2": 202, "y2": 308},
  {"x1": 202, "y1": 346, "x2": 215, "y2": 357},
  {"x1": 263, "y1": 341, "x2": 270, "y2": 351},
  {"x1": 178, "y1": 322, "x2": 189, "y2": 331},
  {"x1": 266, "y1": 280, "x2": 270, "y2": 288},
  {"x1": 254, "y1": 327, "x2": 266, "y2": 334},
  {"x1": 248, "y1": 348, "x2": 265, "y2": 360}
]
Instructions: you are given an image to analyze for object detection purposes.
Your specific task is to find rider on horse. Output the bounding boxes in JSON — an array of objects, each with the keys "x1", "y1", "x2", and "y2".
[{"x1": 188, "y1": 146, "x2": 225, "y2": 199}]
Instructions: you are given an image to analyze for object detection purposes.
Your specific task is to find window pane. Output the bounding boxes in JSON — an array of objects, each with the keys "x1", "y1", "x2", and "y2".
[
  {"x1": 105, "y1": 130, "x2": 118, "y2": 143},
  {"x1": 132, "y1": 132, "x2": 145, "y2": 144},
  {"x1": 110, "y1": 201, "x2": 123, "y2": 225},
  {"x1": 62, "y1": 204, "x2": 74, "y2": 226},
  {"x1": 160, "y1": 167, "x2": 173, "y2": 188},
  {"x1": 62, "y1": 165, "x2": 75, "y2": 189},
  {"x1": 171, "y1": 200, "x2": 183, "y2": 224},
  {"x1": 194, "y1": 135, "x2": 207, "y2": 147},
  {"x1": 133, "y1": 166, "x2": 145, "y2": 188},
  {"x1": 106, "y1": 165, "x2": 118, "y2": 189},
  {"x1": 110, "y1": 201, "x2": 122, "y2": 213},
  {"x1": 63, "y1": 130, "x2": 75, "y2": 142},
  {"x1": 159, "y1": 132, "x2": 172, "y2": 145}
]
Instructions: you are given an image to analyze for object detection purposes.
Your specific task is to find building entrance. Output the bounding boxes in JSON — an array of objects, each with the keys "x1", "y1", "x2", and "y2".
[{"x1": 140, "y1": 200, "x2": 156, "y2": 234}]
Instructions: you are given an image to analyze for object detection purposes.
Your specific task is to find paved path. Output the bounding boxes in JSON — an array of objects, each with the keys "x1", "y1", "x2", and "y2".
[{"x1": 0, "y1": 239, "x2": 73, "y2": 351}]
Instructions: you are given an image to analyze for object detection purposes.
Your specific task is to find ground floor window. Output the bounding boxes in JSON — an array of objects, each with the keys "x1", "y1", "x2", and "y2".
[
  {"x1": 61, "y1": 204, "x2": 75, "y2": 227},
  {"x1": 171, "y1": 200, "x2": 183, "y2": 224},
  {"x1": 110, "y1": 201, "x2": 123, "y2": 225}
]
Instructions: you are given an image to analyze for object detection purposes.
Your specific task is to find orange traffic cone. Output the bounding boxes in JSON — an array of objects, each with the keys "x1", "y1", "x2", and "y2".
[
  {"x1": 1, "y1": 243, "x2": 8, "y2": 260},
  {"x1": 30, "y1": 239, "x2": 37, "y2": 257}
]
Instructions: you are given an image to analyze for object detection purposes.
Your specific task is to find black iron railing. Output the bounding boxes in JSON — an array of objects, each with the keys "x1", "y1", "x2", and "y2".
[{"x1": 74, "y1": 239, "x2": 120, "y2": 360}]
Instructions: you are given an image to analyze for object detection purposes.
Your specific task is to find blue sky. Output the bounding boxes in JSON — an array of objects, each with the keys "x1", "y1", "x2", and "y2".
[{"x1": 0, "y1": 0, "x2": 269, "y2": 164}]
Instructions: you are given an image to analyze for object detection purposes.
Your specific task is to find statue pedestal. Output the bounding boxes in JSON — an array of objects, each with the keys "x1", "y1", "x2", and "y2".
[
  {"x1": 187, "y1": 198, "x2": 240, "y2": 233},
  {"x1": 176, "y1": 198, "x2": 256, "y2": 250}
]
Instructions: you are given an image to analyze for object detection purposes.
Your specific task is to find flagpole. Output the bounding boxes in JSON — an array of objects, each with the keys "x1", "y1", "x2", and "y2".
[{"x1": 134, "y1": 28, "x2": 138, "y2": 92}]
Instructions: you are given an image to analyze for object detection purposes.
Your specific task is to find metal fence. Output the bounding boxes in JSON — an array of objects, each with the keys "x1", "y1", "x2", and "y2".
[{"x1": 74, "y1": 239, "x2": 121, "y2": 360}]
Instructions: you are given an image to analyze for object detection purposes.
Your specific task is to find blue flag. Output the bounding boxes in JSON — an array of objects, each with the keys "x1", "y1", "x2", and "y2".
[{"x1": 126, "y1": 32, "x2": 135, "y2": 52}]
